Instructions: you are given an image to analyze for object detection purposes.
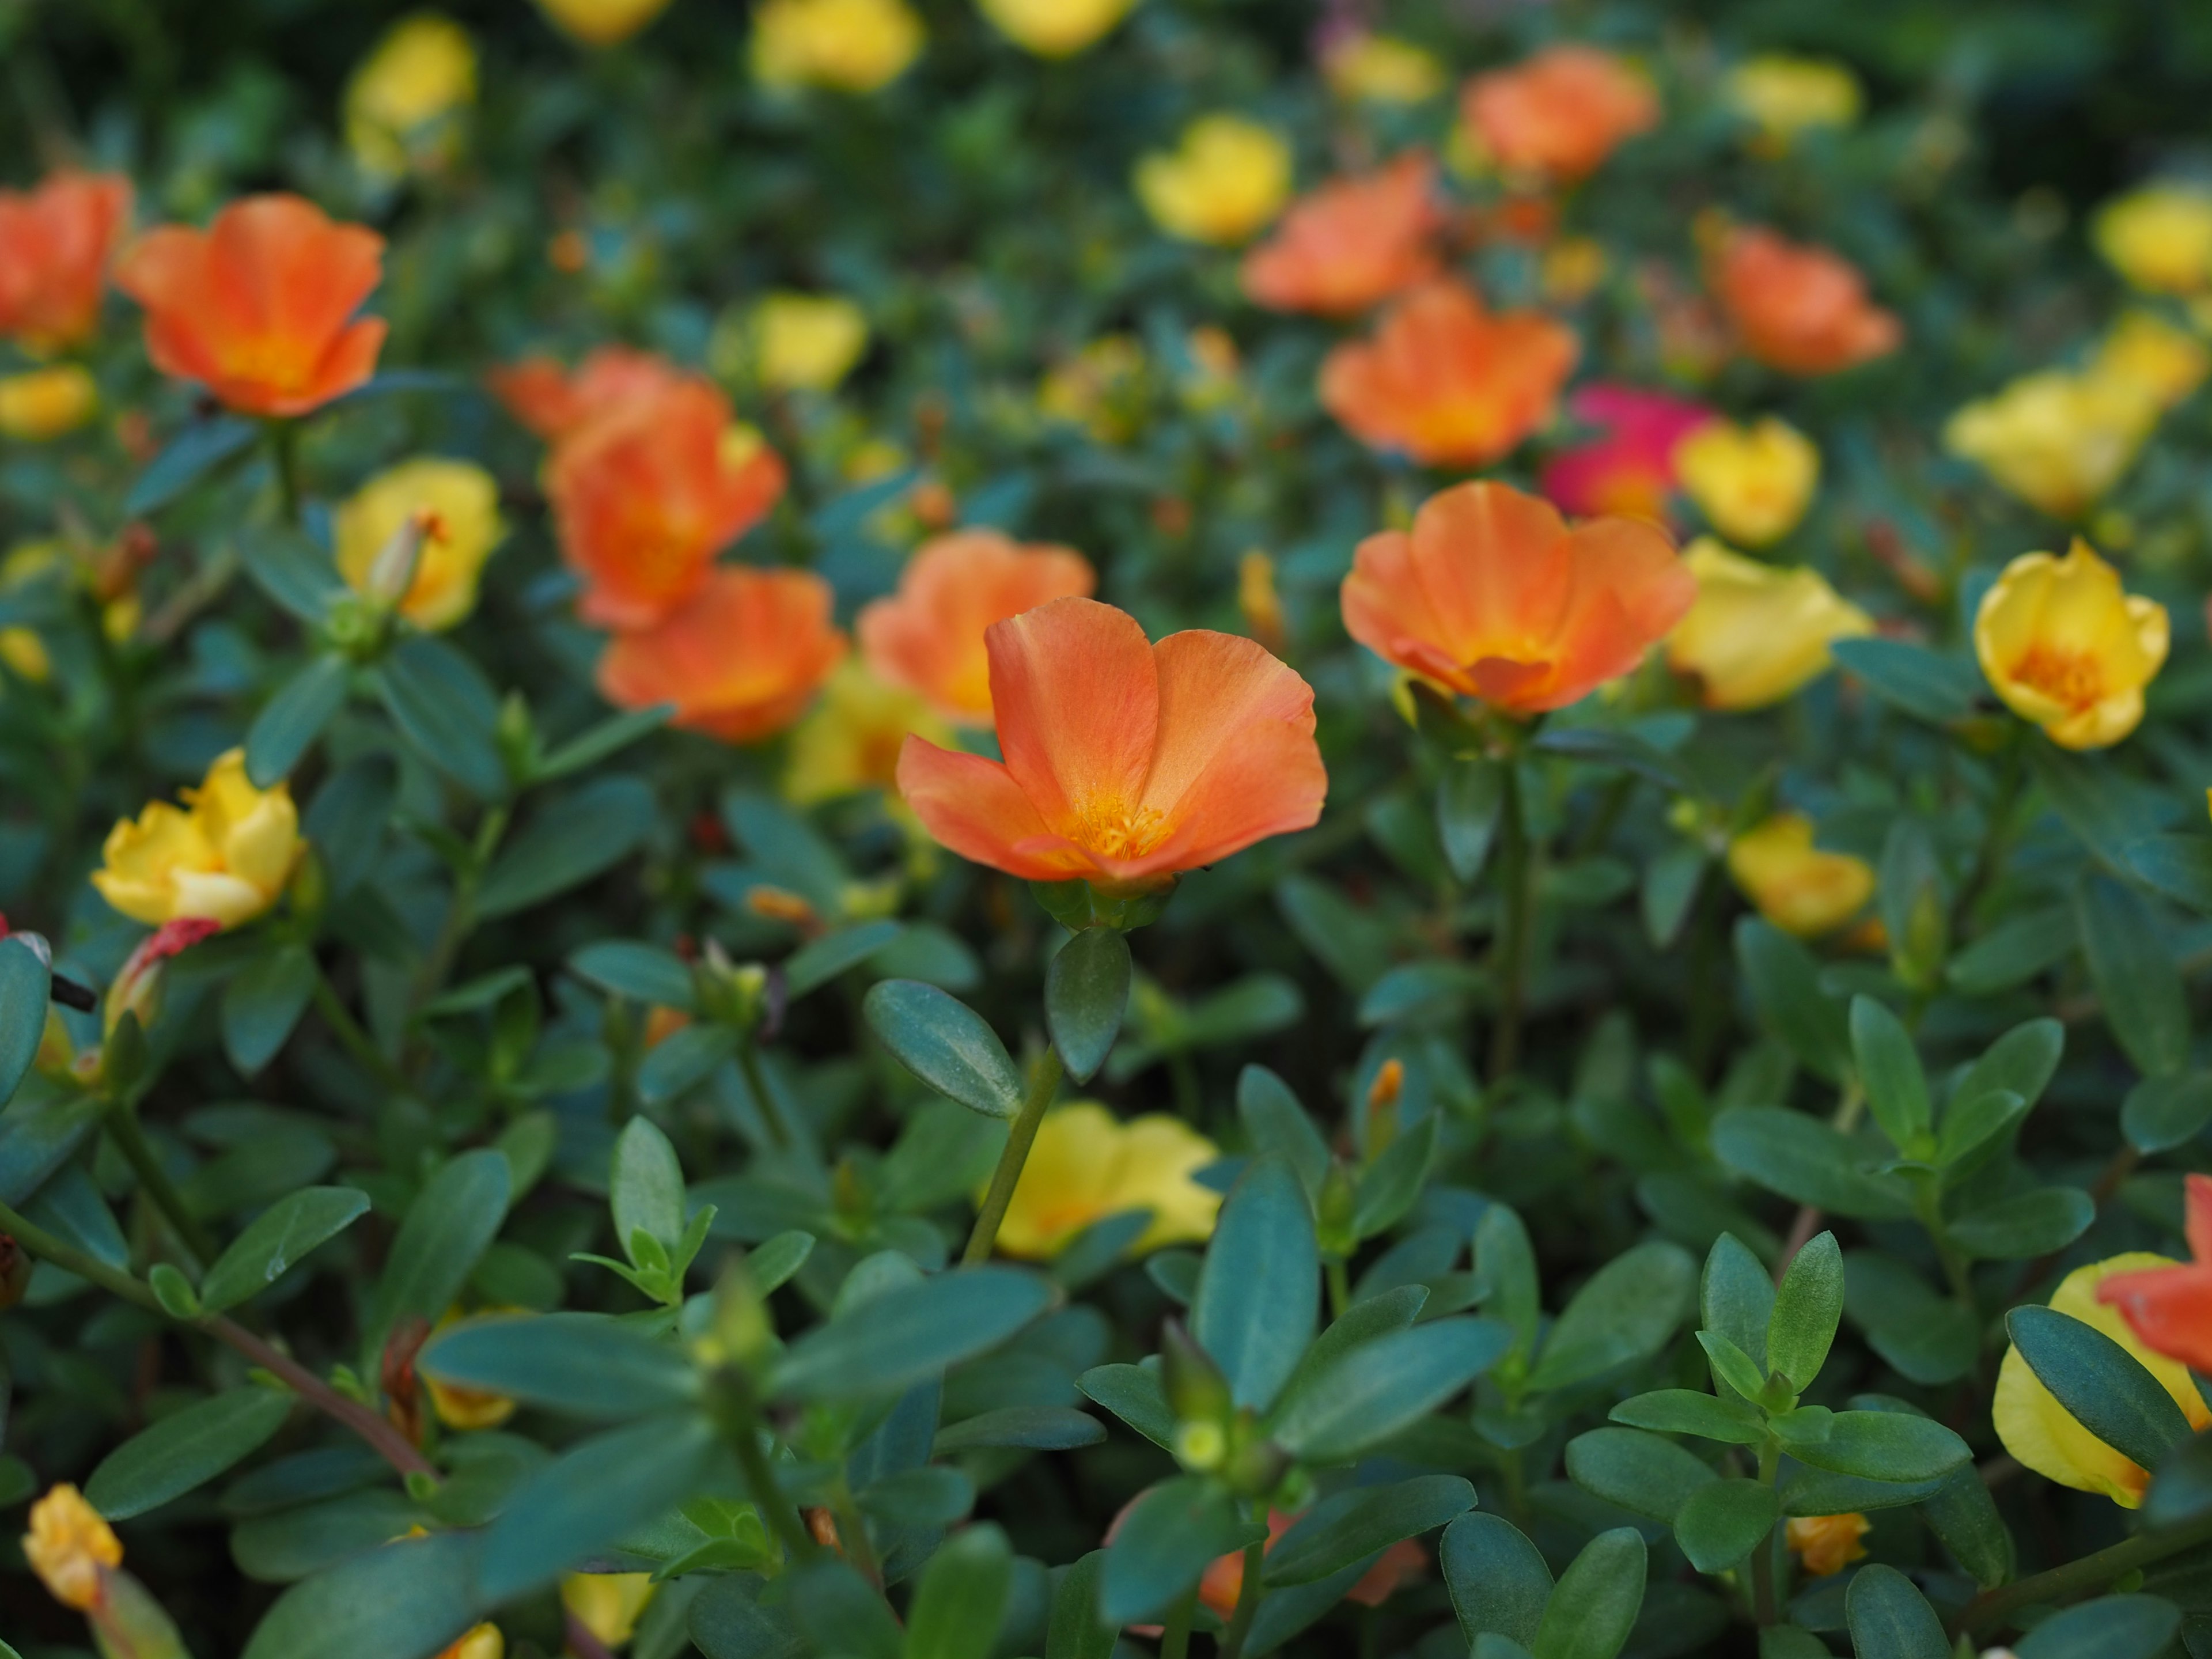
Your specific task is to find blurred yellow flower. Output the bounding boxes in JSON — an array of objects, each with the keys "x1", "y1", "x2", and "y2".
[
  {"x1": 1323, "y1": 33, "x2": 1446, "y2": 104},
  {"x1": 1995, "y1": 1255, "x2": 2212, "y2": 1506},
  {"x1": 1668, "y1": 539, "x2": 1870, "y2": 710},
  {"x1": 1727, "y1": 813, "x2": 1876, "y2": 938},
  {"x1": 1943, "y1": 369, "x2": 2157, "y2": 521},
  {"x1": 93, "y1": 749, "x2": 303, "y2": 930},
  {"x1": 563, "y1": 1573, "x2": 658, "y2": 1647},
  {"x1": 992, "y1": 1103, "x2": 1221, "y2": 1260},
  {"x1": 1040, "y1": 334, "x2": 1146, "y2": 443},
  {"x1": 435, "y1": 1625, "x2": 504, "y2": 1659},
  {"x1": 752, "y1": 0, "x2": 923, "y2": 93},
  {"x1": 424, "y1": 1308, "x2": 520, "y2": 1431},
  {"x1": 1238, "y1": 550, "x2": 1285, "y2": 656},
  {"x1": 1135, "y1": 116, "x2": 1291, "y2": 246},
  {"x1": 978, "y1": 0, "x2": 1138, "y2": 58},
  {"x1": 1539, "y1": 236, "x2": 1608, "y2": 306},
  {"x1": 23, "y1": 1484, "x2": 121, "y2": 1611},
  {"x1": 1726, "y1": 55, "x2": 1861, "y2": 148},
  {"x1": 2093, "y1": 310, "x2": 2209, "y2": 409},
  {"x1": 0, "y1": 626, "x2": 48, "y2": 683},
  {"x1": 2094, "y1": 183, "x2": 2212, "y2": 295},
  {"x1": 344, "y1": 13, "x2": 476, "y2": 179},
  {"x1": 751, "y1": 292, "x2": 870, "y2": 392},
  {"x1": 335, "y1": 457, "x2": 506, "y2": 631},
  {"x1": 1785, "y1": 1513, "x2": 1869, "y2": 1576},
  {"x1": 0, "y1": 364, "x2": 98, "y2": 440},
  {"x1": 1975, "y1": 539, "x2": 2166, "y2": 751},
  {"x1": 533, "y1": 0, "x2": 674, "y2": 47},
  {"x1": 785, "y1": 661, "x2": 950, "y2": 804},
  {"x1": 1676, "y1": 416, "x2": 1819, "y2": 547}
]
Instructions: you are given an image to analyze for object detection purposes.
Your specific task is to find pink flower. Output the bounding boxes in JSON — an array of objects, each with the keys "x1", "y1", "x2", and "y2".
[{"x1": 1539, "y1": 384, "x2": 1714, "y2": 523}]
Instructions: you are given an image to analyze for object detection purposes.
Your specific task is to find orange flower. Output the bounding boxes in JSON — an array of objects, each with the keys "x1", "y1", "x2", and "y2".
[
  {"x1": 0, "y1": 171, "x2": 132, "y2": 353},
  {"x1": 1241, "y1": 153, "x2": 1441, "y2": 316},
  {"x1": 2098, "y1": 1173, "x2": 2212, "y2": 1373},
  {"x1": 1709, "y1": 226, "x2": 1900, "y2": 377},
  {"x1": 597, "y1": 565, "x2": 846, "y2": 743},
  {"x1": 1461, "y1": 45, "x2": 1658, "y2": 184},
  {"x1": 1109, "y1": 1504, "x2": 1425, "y2": 1632},
  {"x1": 484, "y1": 344, "x2": 690, "y2": 442},
  {"x1": 546, "y1": 380, "x2": 789, "y2": 629},
  {"x1": 1341, "y1": 479, "x2": 1694, "y2": 713},
  {"x1": 115, "y1": 194, "x2": 386, "y2": 417},
  {"x1": 858, "y1": 530, "x2": 1096, "y2": 724},
  {"x1": 896, "y1": 597, "x2": 1325, "y2": 892},
  {"x1": 1320, "y1": 281, "x2": 1578, "y2": 468}
]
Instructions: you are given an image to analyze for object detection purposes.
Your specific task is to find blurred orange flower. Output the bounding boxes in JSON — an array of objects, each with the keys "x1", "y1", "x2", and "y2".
[
  {"x1": 115, "y1": 194, "x2": 385, "y2": 417},
  {"x1": 858, "y1": 529, "x2": 1096, "y2": 724},
  {"x1": 486, "y1": 344, "x2": 690, "y2": 441},
  {"x1": 897, "y1": 596, "x2": 1325, "y2": 891},
  {"x1": 1342, "y1": 479, "x2": 1694, "y2": 713},
  {"x1": 2098, "y1": 1173, "x2": 2212, "y2": 1373},
  {"x1": 1108, "y1": 1503, "x2": 1425, "y2": 1631},
  {"x1": 598, "y1": 566, "x2": 846, "y2": 743},
  {"x1": 1241, "y1": 153, "x2": 1441, "y2": 316},
  {"x1": 1709, "y1": 226, "x2": 1899, "y2": 376},
  {"x1": 546, "y1": 380, "x2": 788, "y2": 630},
  {"x1": 0, "y1": 171, "x2": 132, "y2": 353},
  {"x1": 1320, "y1": 281, "x2": 1578, "y2": 467},
  {"x1": 1461, "y1": 45, "x2": 1658, "y2": 184}
]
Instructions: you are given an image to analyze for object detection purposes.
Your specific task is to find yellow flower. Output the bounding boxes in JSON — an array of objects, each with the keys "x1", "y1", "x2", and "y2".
[
  {"x1": 785, "y1": 661, "x2": 951, "y2": 805},
  {"x1": 1785, "y1": 1513, "x2": 1870, "y2": 1577},
  {"x1": 1135, "y1": 116, "x2": 1291, "y2": 247},
  {"x1": 1040, "y1": 334, "x2": 1147, "y2": 444},
  {"x1": 435, "y1": 1625, "x2": 504, "y2": 1659},
  {"x1": 344, "y1": 13, "x2": 476, "y2": 179},
  {"x1": 1, "y1": 626, "x2": 50, "y2": 683},
  {"x1": 1726, "y1": 55, "x2": 1862, "y2": 148},
  {"x1": 1726, "y1": 813, "x2": 1876, "y2": 938},
  {"x1": 335, "y1": 457, "x2": 506, "y2": 632},
  {"x1": 2093, "y1": 310, "x2": 2210, "y2": 410},
  {"x1": 1323, "y1": 33, "x2": 1446, "y2": 104},
  {"x1": 1540, "y1": 236, "x2": 1608, "y2": 306},
  {"x1": 0, "y1": 365, "x2": 99, "y2": 440},
  {"x1": 23, "y1": 1484, "x2": 122, "y2": 1611},
  {"x1": 1667, "y1": 539, "x2": 1872, "y2": 711},
  {"x1": 992, "y1": 1102, "x2": 1221, "y2": 1260},
  {"x1": 2094, "y1": 184, "x2": 2212, "y2": 295},
  {"x1": 1995, "y1": 1255, "x2": 2212, "y2": 1506},
  {"x1": 93, "y1": 749, "x2": 303, "y2": 930},
  {"x1": 533, "y1": 0, "x2": 674, "y2": 47},
  {"x1": 750, "y1": 293, "x2": 870, "y2": 393},
  {"x1": 562, "y1": 1573, "x2": 658, "y2": 1648},
  {"x1": 1675, "y1": 417, "x2": 1819, "y2": 547},
  {"x1": 1943, "y1": 369, "x2": 2158, "y2": 521},
  {"x1": 977, "y1": 0, "x2": 1138, "y2": 58},
  {"x1": 1975, "y1": 539, "x2": 2167, "y2": 750},
  {"x1": 424, "y1": 1308, "x2": 520, "y2": 1432},
  {"x1": 751, "y1": 0, "x2": 923, "y2": 93}
]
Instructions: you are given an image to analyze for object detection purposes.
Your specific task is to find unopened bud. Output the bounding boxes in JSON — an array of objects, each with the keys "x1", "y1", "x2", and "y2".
[
  {"x1": 362, "y1": 506, "x2": 446, "y2": 610},
  {"x1": 105, "y1": 918, "x2": 221, "y2": 1037},
  {"x1": 1173, "y1": 1418, "x2": 1226, "y2": 1472}
]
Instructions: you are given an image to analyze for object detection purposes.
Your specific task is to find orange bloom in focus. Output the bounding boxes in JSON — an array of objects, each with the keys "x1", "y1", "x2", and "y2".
[
  {"x1": 0, "y1": 172, "x2": 132, "y2": 353},
  {"x1": 1241, "y1": 154, "x2": 1441, "y2": 317},
  {"x1": 115, "y1": 194, "x2": 386, "y2": 417},
  {"x1": 1320, "y1": 281, "x2": 1578, "y2": 468},
  {"x1": 1462, "y1": 45, "x2": 1658, "y2": 184},
  {"x1": 1342, "y1": 480, "x2": 1694, "y2": 713},
  {"x1": 2099, "y1": 1173, "x2": 2212, "y2": 1373},
  {"x1": 485, "y1": 344, "x2": 691, "y2": 442},
  {"x1": 597, "y1": 566, "x2": 846, "y2": 743},
  {"x1": 1710, "y1": 226, "x2": 1900, "y2": 377},
  {"x1": 897, "y1": 597, "x2": 1325, "y2": 891},
  {"x1": 858, "y1": 530, "x2": 1096, "y2": 725},
  {"x1": 547, "y1": 380, "x2": 789, "y2": 629}
]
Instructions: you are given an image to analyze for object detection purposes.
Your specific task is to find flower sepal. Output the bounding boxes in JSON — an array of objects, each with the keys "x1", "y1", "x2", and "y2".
[{"x1": 1030, "y1": 878, "x2": 1175, "y2": 933}]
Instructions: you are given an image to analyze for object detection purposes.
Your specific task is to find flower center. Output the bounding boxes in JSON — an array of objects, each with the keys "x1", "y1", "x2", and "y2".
[
  {"x1": 2009, "y1": 642, "x2": 2104, "y2": 712},
  {"x1": 1078, "y1": 800, "x2": 1168, "y2": 861}
]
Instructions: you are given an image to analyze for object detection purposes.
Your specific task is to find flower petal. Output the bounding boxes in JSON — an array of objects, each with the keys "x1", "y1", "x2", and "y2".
[
  {"x1": 895, "y1": 735, "x2": 1085, "y2": 881},
  {"x1": 985, "y1": 596, "x2": 1158, "y2": 833}
]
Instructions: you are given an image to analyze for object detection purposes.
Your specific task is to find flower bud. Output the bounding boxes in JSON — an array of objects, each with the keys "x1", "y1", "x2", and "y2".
[
  {"x1": 105, "y1": 916, "x2": 221, "y2": 1037},
  {"x1": 23, "y1": 1484, "x2": 122, "y2": 1611}
]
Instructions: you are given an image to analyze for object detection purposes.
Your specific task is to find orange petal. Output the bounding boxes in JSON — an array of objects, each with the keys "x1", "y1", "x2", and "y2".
[
  {"x1": 1131, "y1": 710, "x2": 1327, "y2": 879},
  {"x1": 896, "y1": 737, "x2": 1087, "y2": 881},
  {"x1": 2188, "y1": 1172, "x2": 2212, "y2": 1266},
  {"x1": 1408, "y1": 480, "x2": 1575, "y2": 658},
  {"x1": 2098, "y1": 1262, "x2": 2212, "y2": 1375},
  {"x1": 1140, "y1": 628, "x2": 1317, "y2": 820},
  {"x1": 986, "y1": 596, "x2": 1159, "y2": 833},
  {"x1": 205, "y1": 196, "x2": 383, "y2": 373}
]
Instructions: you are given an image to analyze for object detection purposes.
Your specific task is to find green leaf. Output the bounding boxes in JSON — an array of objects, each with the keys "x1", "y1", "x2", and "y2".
[
  {"x1": 477, "y1": 777, "x2": 656, "y2": 919},
  {"x1": 1671, "y1": 1478, "x2": 1777, "y2": 1573},
  {"x1": 222, "y1": 943, "x2": 317, "y2": 1076},
  {"x1": 1934, "y1": 1090, "x2": 2027, "y2": 1169},
  {"x1": 748, "y1": 1230, "x2": 815, "y2": 1295},
  {"x1": 570, "y1": 941, "x2": 697, "y2": 1012},
  {"x1": 1830, "y1": 637, "x2": 1979, "y2": 724},
  {"x1": 1526, "y1": 1241, "x2": 1695, "y2": 1393},
  {"x1": 1563, "y1": 1427, "x2": 1717, "y2": 1523},
  {"x1": 240, "y1": 1529, "x2": 482, "y2": 1659},
  {"x1": 1263, "y1": 1475, "x2": 1475, "y2": 1587},
  {"x1": 2076, "y1": 875, "x2": 2188, "y2": 1077},
  {"x1": 1046, "y1": 1550, "x2": 1115, "y2": 1659},
  {"x1": 2015, "y1": 1596, "x2": 2180, "y2": 1659},
  {"x1": 2123, "y1": 1074, "x2": 2212, "y2": 1153},
  {"x1": 129, "y1": 416, "x2": 259, "y2": 516},
  {"x1": 1842, "y1": 1563, "x2": 1948, "y2": 1659},
  {"x1": 1767, "y1": 1231, "x2": 1844, "y2": 1391},
  {"x1": 770, "y1": 1266, "x2": 1051, "y2": 1402},
  {"x1": 1696, "y1": 1331, "x2": 1768, "y2": 1405},
  {"x1": 1946, "y1": 1187, "x2": 2093, "y2": 1259},
  {"x1": 1758, "y1": 1635, "x2": 1829, "y2": 1659},
  {"x1": 1533, "y1": 726, "x2": 1699, "y2": 793},
  {"x1": 420, "y1": 1312, "x2": 699, "y2": 1418},
  {"x1": 688, "y1": 1575, "x2": 805, "y2": 1659},
  {"x1": 1437, "y1": 758, "x2": 1505, "y2": 882},
  {"x1": 375, "y1": 634, "x2": 505, "y2": 798},
  {"x1": 1353, "y1": 1113, "x2": 1437, "y2": 1240},
  {"x1": 612, "y1": 1116, "x2": 687, "y2": 1257},
  {"x1": 1608, "y1": 1389, "x2": 1765, "y2": 1446},
  {"x1": 1531, "y1": 1527, "x2": 1645, "y2": 1659},
  {"x1": 1270, "y1": 1317, "x2": 1510, "y2": 1461},
  {"x1": 934, "y1": 1406, "x2": 1104, "y2": 1453},
  {"x1": 783, "y1": 920, "x2": 902, "y2": 1000},
  {"x1": 534, "y1": 703, "x2": 675, "y2": 783},
  {"x1": 0, "y1": 937, "x2": 52, "y2": 1107},
  {"x1": 86, "y1": 1387, "x2": 293, "y2": 1520},
  {"x1": 1474, "y1": 1205, "x2": 1541, "y2": 1359},
  {"x1": 1849, "y1": 997, "x2": 1929, "y2": 1150},
  {"x1": 2126, "y1": 835, "x2": 2212, "y2": 915},
  {"x1": 1735, "y1": 921, "x2": 1850, "y2": 1083},
  {"x1": 200, "y1": 1187, "x2": 371, "y2": 1313},
  {"x1": 150, "y1": 1262, "x2": 201, "y2": 1317},
  {"x1": 1954, "y1": 1018, "x2": 2064, "y2": 1115},
  {"x1": 1045, "y1": 927, "x2": 1131, "y2": 1085},
  {"x1": 1921, "y1": 1463, "x2": 2013, "y2": 1590},
  {"x1": 863, "y1": 980, "x2": 1025, "y2": 1119},
  {"x1": 637, "y1": 1023, "x2": 741, "y2": 1107},
  {"x1": 1642, "y1": 842, "x2": 1707, "y2": 950},
  {"x1": 2008, "y1": 1305, "x2": 2193, "y2": 1472},
  {"x1": 906, "y1": 1522, "x2": 1013, "y2": 1659},
  {"x1": 359, "y1": 1148, "x2": 511, "y2": 1374},
  {"x1": 1700, "y1": 1233, "x2": 1774, "y2": 1372},
  {"x1": 1442, "y1": 1512, "x2": 1552, "y2": 1648},
  {"x1": 1236, "y1": 1066, "x2": 1330, "y2": 1200},
  {"x1": 1075, "y1": 1363, "x2": 1174, "y2": 1450},
  {"x1": 1782, "y1": 1410, "x2": 1971, "y2": 1483},
  {"x1": 1099, "y1": 1476, "x2": 1266, "y2": 1626},
  {"x1": 1193, "y1": 1154, "x2": 1319, "y2": 1413},
  {"x1": 245, "y1": 654, "x2": 350, "y2": 787},
  {"x1": 790, "y1": 1560, "x2": 903, "y2": 1659},
  {"x1": 1948, "y1": 906, "x2": 2077, "y2": 994},
  {"x1": 305, "y1": 756, "x2": 398, "y2": 899},
  {"x1": 1710, "y1": 1107, "x2": 1914, "y2": 1219}
]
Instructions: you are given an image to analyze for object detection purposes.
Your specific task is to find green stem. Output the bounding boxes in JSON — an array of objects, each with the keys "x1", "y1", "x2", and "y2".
[
  {"x1": 831, "y1": 1476, "x2": 883, "y2": 1589},
  {"x1": 270, "y1": 419, "x2": 304, "y2": 527},
  {"x1": 1499, "y1": 1444, "x2": 1531, "y2": 1531},
  {"x1": 1752, "y1": 1438, "x2": 1780, "y2": 1626},
  {"x1": 1488, "y1": 760, "x2": 1532, "y2": 1084},
  {"x1": 103, "y1": 1097, "x2": 219, "y2": 1266},
  {"x1": 410, "y1": 804, "x2": 511, "y2": 1029},
  {"x1": 1218, "y1": 1530, "x2": 1267, "y2": 1659},
  {"x1": 737, "y1": 1039, "x2": 794, "y2": 1151},
  {"x1": 0, "y1": 1194, "x2": 164, "y2": 1312},
  {"x1": 1951, "y1": 728, "x2": 2025, "y2": 941},
  {"x1": 963, "y1": 1048, "x2": 1065, "y2": 1264},
  {"x1": 1325, "y1": 1257, "x2": 1351, "y2": 1322},
  {"x1": 310, "y1": 967, "x2": 412, "y2": 1099},
  {"x1": 721, "y1": 1384, "x2": 816, "y2": 1569},
  {"x1": 1160, "y1": 1586, "x2": 1196, "y2": 1659},
  {"x1": 1959, "y1": 1510, "x2": 2212, "y2": 1637}
]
